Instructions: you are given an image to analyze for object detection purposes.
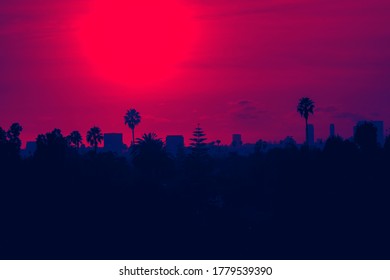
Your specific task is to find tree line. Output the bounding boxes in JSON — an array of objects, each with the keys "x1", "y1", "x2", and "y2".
[{"x1": 1, "y1": 101, "x2": 390, "y2": 259}]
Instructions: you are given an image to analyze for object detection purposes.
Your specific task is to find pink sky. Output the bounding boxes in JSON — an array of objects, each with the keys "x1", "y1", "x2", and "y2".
[{"x1": 1, "y1": 0, "x2": 390, "y2": 147}]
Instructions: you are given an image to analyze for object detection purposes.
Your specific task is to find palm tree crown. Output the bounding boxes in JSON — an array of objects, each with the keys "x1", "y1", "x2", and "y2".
[
  {"x1": 68, "y1": 130, "x2": 83, "y2": 149},
  {"x1": 297, "y1": 97, "x2": 315, "y2": 120},
  {"x1": 297, "y1": 97, "x2": 315, "y2": 145},
  {"x1": 124, "y1": 108, "x2": 141, "y2": 146},
  {"x1": 86, "y1": 126, "x2": 103, "y2": 153},
  {"x1": 132, "y1": 133, "x2": 169, "y2": 176},
  {"x1": 133, "y1": 133, "x2": 165, "y2": 158}
]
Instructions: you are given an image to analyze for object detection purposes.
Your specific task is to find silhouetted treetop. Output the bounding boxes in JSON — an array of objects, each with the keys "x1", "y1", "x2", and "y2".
[
  {"x1": 324, "y1": 135, "x2": 344, "y2": 153},
  {"x1": 297, "y1": 97, "x2": 315, "y2": 145},
  {"x1": 254, "y1": 139, "x2": 267, "y2": 154},
  {"x1": 124, "y1": 108, "x2": 141, "y2": 146},
  {"x1": 280, "y1": 136, "x2": 297, "y2": 149},
  {"x1": 131, "y1": 132, "x2": 172, "y2": 182},
  {"x1": 354, "y1": 122, "x2": 378, "y2": 152},
  {"x1": 0, "y1": 127, "x2": 6, "y2": 144},
  {"x1": 190, "y1": 124, "x2": 208, "y2": 158},
  {"x1": 297, "y1": 97, "x2": 315, "y2": 119},
  {"x1": 7, "y1": 123, "x2": 23, "y2": 148},
  {"x1": 67, "y1": 131, "x2": 83, "y2": 149},
  {"x1": 87, "y1": 126, "x2": 103, "y2": 153},
  {"x1": 35, "y1": 128, "x2": 68, "y2": 161},
  {"x1": 0, "y1": 123, "x2": 23, "y2": 162},
  {"x1": 133, "y1": 133, "x2": 165, "y2": 160}
]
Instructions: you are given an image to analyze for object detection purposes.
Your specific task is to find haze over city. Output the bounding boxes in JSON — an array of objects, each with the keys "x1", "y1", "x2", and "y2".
[{"x1": 1, "y1": 0, "x2": 390, "y2": 146}]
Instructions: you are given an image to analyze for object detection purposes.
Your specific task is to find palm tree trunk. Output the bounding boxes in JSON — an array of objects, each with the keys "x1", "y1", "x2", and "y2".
[
  {"x1": 131, "y1": 128, "x2": 135, "y2": 146},
  {"x1": 305, "y1": 118, "x2": 308, "y2": 145}
]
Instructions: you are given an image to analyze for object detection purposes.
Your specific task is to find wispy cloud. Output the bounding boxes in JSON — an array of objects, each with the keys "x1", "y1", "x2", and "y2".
[
  {"x1": 334, "y1": 112, "x2": 367, "y2": 122},
  {"x1": 316, "y1": 106, "x2": 338, "y2": 113},
  {"x1": 228, "y1": 100, "x2": 266, "y2": 121},
  {"x1": 143, "y1": 114, "x2": 171, "y2": 123}
]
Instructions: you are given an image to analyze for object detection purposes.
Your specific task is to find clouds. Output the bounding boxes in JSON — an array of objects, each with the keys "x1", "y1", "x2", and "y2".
[
  {"x1": 334, "y1": 112, "x2": 367, "y2": 122},
  {"x1": 228, "y1": 100, "x2": 266, "y2": 121},
  {"x1": 316, "y1": 106, "x2": 338, "y2": 114}
]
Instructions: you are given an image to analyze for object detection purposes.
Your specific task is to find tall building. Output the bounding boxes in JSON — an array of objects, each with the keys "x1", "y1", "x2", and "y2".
[
  {"x1": 104, "y1": 133, "x2": 124, "y2": 154},
  {"x1": 307, "y1": 124, "x2": 314, "y2": 146},
  {"x1": 355, "y1": 120, "x2": 384, "y2": 147},
  {"x1": 330, "y1": 124, "x2": 335, "y2": 138},
  {"x1": 166, "y1": 135, "x2": 184, "y2": 157},
  {"x1": 231, "y1": 134, "x2": 242, "y2": 147}
]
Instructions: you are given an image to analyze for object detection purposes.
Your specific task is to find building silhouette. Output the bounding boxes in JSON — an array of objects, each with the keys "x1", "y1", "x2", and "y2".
[
  {"x1": 231, "y1": 134, "x2": 242, "y2": 147},
  {"x1": 104, "y1": 133, "x2": 124, "y2": 154},
  {"x1": 166, "y1": 135, "x2": 184, "y2": 157}
]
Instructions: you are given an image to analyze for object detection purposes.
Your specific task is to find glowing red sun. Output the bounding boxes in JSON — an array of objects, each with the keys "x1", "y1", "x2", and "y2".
[{"x1": 77, "y1": 0, "x2": 200, "y2": 87}]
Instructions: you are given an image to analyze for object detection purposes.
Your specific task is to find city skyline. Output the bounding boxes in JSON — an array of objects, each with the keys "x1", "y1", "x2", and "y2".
[
  {"x1": 1, "y1": 0, "x2": 390, "y2": 146},
  {"x1": 20, "y1": 119, "x2": 386, "y2": 155}
]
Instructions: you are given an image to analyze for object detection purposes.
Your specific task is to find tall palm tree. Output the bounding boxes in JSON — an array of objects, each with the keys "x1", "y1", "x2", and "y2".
[
  {"x1": 86, "y1": 126, "x2": 103, "y2": 153},
  {"x1": 124, "y1": 108, "x2": 141, "y2": 146},
  {"x1": 297, "y1": 97, "x2": 315, "y2": 145},
  {"x1": 67, "y1": 130, "x2": 83, "y2": 149}
]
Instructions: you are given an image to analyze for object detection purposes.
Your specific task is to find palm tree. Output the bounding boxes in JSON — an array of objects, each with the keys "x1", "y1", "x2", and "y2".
[
  {"x1": 67, "y1": 130, "x2": 83, "y2": 149},
  {"x1": 86, "y1": 126, "x2": 103, "y2": 153},
  {"x1": 297, "y1": 97, "x2": 315, "y2": 145},
  {"x1": 133, "y1": 133, "x2": 165, "y2": 160},
  {"x1": 124, "y1": 108, "x2": 141, "y2": 146},
  {"x1": 132, "y1": 133, "x2": 170, "y2": 178}
]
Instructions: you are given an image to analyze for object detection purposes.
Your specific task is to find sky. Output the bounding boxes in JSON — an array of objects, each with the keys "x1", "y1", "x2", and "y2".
[{"x1": 1, "y1": 0, "x2": 390, "y2": 147}]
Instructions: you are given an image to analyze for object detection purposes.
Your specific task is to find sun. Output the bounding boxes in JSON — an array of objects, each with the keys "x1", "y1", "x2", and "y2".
[{"x1": 75, "y1": 0, "x2": 200, "y2": 88}]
